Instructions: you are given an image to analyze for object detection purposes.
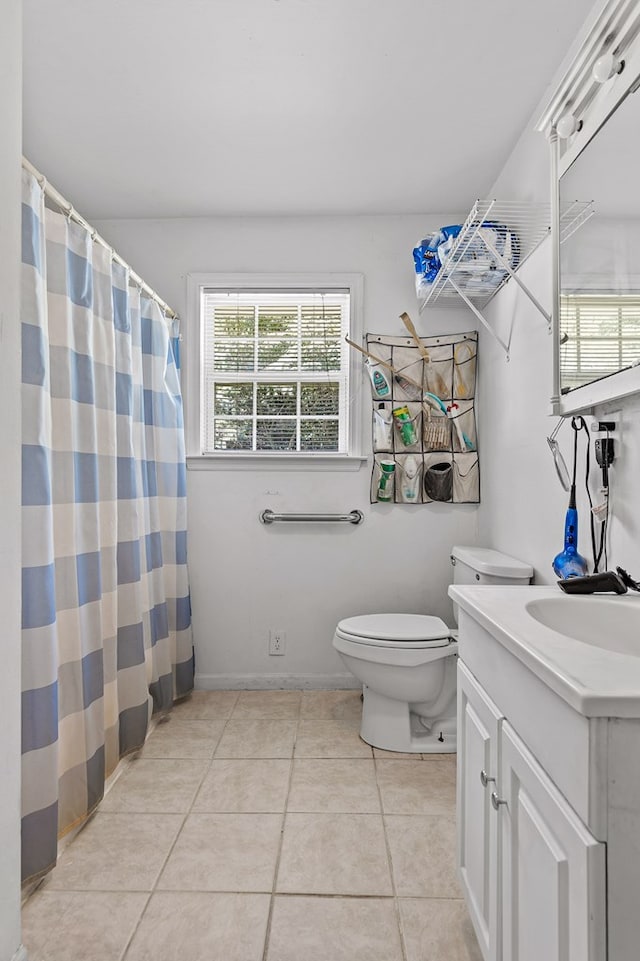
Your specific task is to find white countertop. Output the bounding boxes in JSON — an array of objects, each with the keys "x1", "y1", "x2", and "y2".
[{"x1": 449, "y1": 585, "x2": 640, "y2": 718}]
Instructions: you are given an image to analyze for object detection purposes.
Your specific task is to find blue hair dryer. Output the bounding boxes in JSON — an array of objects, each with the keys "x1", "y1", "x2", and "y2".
[{"x1": 552, "y1": 418, "x2": 589, "y2": 578}]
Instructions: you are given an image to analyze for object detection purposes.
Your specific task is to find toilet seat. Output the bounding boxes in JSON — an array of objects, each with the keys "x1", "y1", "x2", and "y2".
[{"x1": 336, "y1": 613, "x2": 450, "y2": 650}]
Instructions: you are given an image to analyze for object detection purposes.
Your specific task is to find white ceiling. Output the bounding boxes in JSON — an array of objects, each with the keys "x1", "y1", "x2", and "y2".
[{"x1": 23, "y1": 0, "x2": 595, "y2": 220}]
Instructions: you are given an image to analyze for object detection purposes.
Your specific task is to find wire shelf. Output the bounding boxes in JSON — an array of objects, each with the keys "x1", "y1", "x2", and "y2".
[
  {"x1": 416, "y1": 198, "x2": 594, "y2": 359},
  {"x1": 418, "y1": 199, "x2": 594, "y2": 312}
]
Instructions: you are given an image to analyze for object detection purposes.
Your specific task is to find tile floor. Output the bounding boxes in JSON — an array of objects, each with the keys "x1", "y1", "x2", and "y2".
[{"x1": 22, "y1": 690, "x2": 482, "y2": 961}]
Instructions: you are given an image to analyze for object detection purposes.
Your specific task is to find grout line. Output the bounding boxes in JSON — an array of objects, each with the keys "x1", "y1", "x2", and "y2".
[
  {"x1": 120, "y1": 710, "x2": 232, "y2": 961},
  {"x1": 261, "y1": 714, "x2": 299, "y2": 961},
  {"x1": 374, "y1": 752, "x2": 409, "y2": 961}
]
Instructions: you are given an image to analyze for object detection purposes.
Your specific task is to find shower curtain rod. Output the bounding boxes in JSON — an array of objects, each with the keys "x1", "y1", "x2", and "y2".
[{"x1": 22, "y1": 157, "x2": 178, "y2": 320}]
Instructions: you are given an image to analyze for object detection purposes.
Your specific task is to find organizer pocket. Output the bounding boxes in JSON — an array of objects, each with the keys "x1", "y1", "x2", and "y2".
[
  {"x1": 447, "y1": 400, "x2": 477, "y2": 452},
  {"x1": 395, "y1": 454, "x2": 423, "y2": 504},
  {"x1": 423, "y1": 412, "x2": 451, "y2": 451},
  {"x1": 453, "y1": 453, "x2": 480, "y2": 503},
  {"x1": 392, "y1": 402, "x2": 422, "y2": 452},
  {"x1": 453, "y1": 340, "x2": 477, "y2": 400},
  {"x1": 372, "y1": 403, "x2": 393, "y2": 452},
  {"x1": 371, "y1": 455, "x2": 397, "y2": 503},
  {"x1": 423, "y1": 343, "x2": 453, "y2": 401}
]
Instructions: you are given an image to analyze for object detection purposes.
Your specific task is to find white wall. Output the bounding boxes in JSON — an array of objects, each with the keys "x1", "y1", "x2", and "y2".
[
  {"x1": 0, "y1": 2, "x2": 24, "y2": 959},
  {"x1": 96, "y1": 214, "x2": 479, "y2": 687},
  {"x1": 477, "y1": 121, "x2": 640, "y2": 583}
]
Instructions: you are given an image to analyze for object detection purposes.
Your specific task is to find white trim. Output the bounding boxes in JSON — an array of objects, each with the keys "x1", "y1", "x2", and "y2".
[
  {"x1": 195, "y1": 672, "x2": 362, "y2": 691},
  {"x1": 187, "y1": 453, "x2": 367, "y2": 472},
  {"x1": 540, "y1": 0, "x2": 640, "y2": 414},
  {"x1": 535, "y1": 0, "x2": 640, "y2": 138},
  {"x1": 552, "y1": 362, "x2": 640, "y2": 415},
  {"x1": 185, "y1": 272, "x2": 364, "y2": 463},
  {"x1": 11, "y1": 947, "x2": 28, "y2": 961}
]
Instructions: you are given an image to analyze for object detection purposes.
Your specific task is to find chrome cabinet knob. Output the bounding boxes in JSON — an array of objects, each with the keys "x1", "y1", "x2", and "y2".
[
  {"x1": 491, "y1": 791, "x2": 507, "y2": 811},
  {"x1": 480, "y1": 769, "x2": 495, "y2": 788}
]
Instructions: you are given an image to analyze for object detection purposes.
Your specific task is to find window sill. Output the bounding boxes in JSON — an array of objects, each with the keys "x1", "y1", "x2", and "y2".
[{"x1": 187, "y1": 453, "x2": 368, "y2": 472}]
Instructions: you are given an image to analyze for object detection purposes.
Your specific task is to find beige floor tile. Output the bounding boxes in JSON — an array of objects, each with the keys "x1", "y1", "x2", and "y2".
[
  {"x1": 266, "y1": 895, "x2": 403, "y2": 961},
  {"x1": 22, "y1": 890, "x2": 148, "y2": 961},
  {"x1": 277, "y1": 813, "x2": 392, "y2": 895},
  {"x1": 171, "y1": 690, "x2": 239, "y2": 719},
  {"x1": 100, "y1": 758, "x2": 208, "y2": 813},
  {"x1": 215, "y1": 720, "x2": 297, "y2": 758},
  {"x1": 399, "y1": 898, "x2": 483, "y2": 961},
  {"x1": 232, "y1": 690, "x2": 302, "y2": 719},
  {"x1": 47, "y1": 813, "x2": 183, "y2": 891},
  {"x1": 295, "y1": 720, "x2": 372, "y2": 758},
  {"x1": 288, "y1": 759, "x2": 380, "y2": 813},
  {"x1": 194, "y1": 759, "x2": 291, "y2": 812},
  {"x1": 300, "y1": 689, "x2": 363, "y2": 720},
  {"x1": 125, "y1": 891, "x2": 270, "y2": 961},
  {"x1": 376, "y1": 758, "x2": 456, "y2": 815},
  {"x1": 158, "y1": 813, "x2": 282, "y2": 891},
  {"x1": 140, "y1": 719, "x2": 226, "y2": 758},
  {"x1": 385, "y1": 815, "x2": 462, "y2": 897}
]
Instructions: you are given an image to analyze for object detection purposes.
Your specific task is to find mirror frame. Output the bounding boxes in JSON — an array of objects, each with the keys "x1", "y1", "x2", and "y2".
[{"x1": 536, "y1": 0, "x2": 640, "y2": 414}]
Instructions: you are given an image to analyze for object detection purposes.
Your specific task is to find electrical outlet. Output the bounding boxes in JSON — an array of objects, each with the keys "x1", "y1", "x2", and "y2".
[{"x1": 269, "y1": 630, "x2": 286, "y2": 655}]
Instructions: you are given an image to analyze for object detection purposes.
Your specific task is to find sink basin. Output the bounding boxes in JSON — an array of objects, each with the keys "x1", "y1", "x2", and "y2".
[{"x1": 525, "y1": 596, "x2": 640, "y2": 656}]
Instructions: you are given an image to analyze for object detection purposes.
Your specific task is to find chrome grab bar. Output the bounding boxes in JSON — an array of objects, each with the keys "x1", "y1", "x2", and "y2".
[{"x1": 260, "y1": 508, "x2": 364, "y2": 525}]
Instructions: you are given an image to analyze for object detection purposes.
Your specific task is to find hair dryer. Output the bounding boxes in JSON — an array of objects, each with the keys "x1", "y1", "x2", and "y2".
[{"x1": 552, "y1": 418, "x2": 588, "y2": 579}]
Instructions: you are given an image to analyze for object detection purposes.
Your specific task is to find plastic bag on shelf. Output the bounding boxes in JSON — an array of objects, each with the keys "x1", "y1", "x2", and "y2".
[{"x1": 413, "y1": 224, "x2": 461, "y2": 296}]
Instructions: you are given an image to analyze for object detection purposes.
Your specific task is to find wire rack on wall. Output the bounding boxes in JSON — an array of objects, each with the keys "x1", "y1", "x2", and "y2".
[{"x1": 417, "y1": 199, "x2": 594, "y2": 358}]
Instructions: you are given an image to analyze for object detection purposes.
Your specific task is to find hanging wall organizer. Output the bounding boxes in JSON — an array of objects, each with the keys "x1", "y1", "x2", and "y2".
[
  {"x1": 415, "y1": 200, "x2": 593, "y2": 359},
  {"x1": 366, "y1": 330, "x2": 479, "y2": 505}
]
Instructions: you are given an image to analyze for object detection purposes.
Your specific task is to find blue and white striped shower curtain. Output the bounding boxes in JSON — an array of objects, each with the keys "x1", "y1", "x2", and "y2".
[{"x1": 20, "y1": 170, "x2": 194, "y2": 882}]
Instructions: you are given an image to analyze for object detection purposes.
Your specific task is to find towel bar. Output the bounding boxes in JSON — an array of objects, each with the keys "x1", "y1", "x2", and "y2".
[{"x1": 260, "y1": 508, "x2": 363, "y2": 525}]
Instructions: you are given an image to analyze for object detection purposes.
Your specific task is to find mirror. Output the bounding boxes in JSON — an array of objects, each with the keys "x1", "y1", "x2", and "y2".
[{"x1": 559, "y1": 85, "x2": 640, "y2": 397}]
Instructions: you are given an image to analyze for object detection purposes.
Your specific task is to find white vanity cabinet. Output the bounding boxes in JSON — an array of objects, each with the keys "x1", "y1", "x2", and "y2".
[{"x1": 458, "y1": 659, "x2": 606, "y2": 961}]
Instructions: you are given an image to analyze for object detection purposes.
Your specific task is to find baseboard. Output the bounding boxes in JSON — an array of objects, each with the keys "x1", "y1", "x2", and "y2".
[
  {"x1": 12, "y1": 946, "x2": 28, "y2": 961},
  {"x1": 194, "y1": 673, "x2": 361, "y2": 691}
]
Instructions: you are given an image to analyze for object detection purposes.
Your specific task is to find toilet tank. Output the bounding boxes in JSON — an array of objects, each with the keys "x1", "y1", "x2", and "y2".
[
  {"x1": 450, "y1": 545, "x2": 532, "y2": 624},
  {"x1": 451, "y1": 545, "x2": 533, "y2": 586}
]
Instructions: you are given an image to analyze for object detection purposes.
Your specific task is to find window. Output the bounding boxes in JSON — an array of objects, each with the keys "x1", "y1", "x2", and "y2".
[
  {"x1": 560, "y1": 293, "x2": 640, "y2": 389},
  {"x1": 186, "y1": 274, "x2": 363, "y2": 464}
]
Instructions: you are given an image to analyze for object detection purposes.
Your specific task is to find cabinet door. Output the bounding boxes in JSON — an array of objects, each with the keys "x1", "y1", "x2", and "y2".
[
  {"x1": 499, "y1": 721, "x2": 605, "y2": 961},
  {"x1": 458, "y1": 660, "x2": 503, "y2": 961}
]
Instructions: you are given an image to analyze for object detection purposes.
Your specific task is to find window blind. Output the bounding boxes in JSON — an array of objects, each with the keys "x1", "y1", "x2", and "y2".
[
  {"x1": 560, "y1": 293, "x2": 640, "y2": 389},
  {"x1": 201, "y1": 289, "x2": 351, "y2": 453}
]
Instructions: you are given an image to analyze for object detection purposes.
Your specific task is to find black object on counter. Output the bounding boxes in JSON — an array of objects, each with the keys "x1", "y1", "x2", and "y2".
[{"x1": 558, "y1": 570, "x2": 628, "y2": 594}]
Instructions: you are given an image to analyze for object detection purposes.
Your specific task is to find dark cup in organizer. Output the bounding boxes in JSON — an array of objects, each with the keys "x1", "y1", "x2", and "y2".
[{"x1": 424, "y1": 462, "x2": 453, "y2": 502}]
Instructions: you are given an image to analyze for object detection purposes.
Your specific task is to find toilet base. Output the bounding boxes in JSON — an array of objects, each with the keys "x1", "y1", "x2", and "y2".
[{"x1": 360, "y1": 685, "x2": 456, "y2": 754}]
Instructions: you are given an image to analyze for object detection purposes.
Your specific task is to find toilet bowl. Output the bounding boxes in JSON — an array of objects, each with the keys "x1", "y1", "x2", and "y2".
[
  {"x1": 333, "y1": 613, "x2": 457, "y2": 753},
  {"x1": 332, "y1": 546, "x2": 533, "y2": 754}
]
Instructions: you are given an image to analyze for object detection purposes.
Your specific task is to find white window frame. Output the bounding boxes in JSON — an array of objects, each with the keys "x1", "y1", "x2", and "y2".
[{"x1": 185, "y1": 272, "x2": 365, "y2": 470}]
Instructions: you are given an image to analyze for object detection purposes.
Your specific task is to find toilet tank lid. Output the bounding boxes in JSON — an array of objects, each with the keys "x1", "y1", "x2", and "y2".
[
  {"x1": 337, "y1": 613, "x2": 449, "y2": 642},
  {"x1": 451, "y1": 545, "x2": 533, "y2": 579}
]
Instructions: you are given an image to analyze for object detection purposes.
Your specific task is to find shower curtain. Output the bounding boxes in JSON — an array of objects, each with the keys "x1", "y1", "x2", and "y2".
[{"x1": 20, "y1": 170, "x2": 194, "y2": 882}]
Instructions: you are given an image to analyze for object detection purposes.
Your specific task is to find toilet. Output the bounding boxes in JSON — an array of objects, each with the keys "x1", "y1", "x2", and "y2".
[{"x1": 332, "y1": 545, "x2": 532, "y2": 754}]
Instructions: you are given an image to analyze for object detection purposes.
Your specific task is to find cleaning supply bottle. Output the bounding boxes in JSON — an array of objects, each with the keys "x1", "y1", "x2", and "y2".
[
  {"x1": 400, "y1": 455, "x2": 421, "y2": 502},
  {"x1": 373, "y1": 405, "x2": 393, "y2": 450},
  {"x1": 365, "y1": 359, "x2": 391, "y2": 399},
  {"x1": 392, "y1": 405, "x2": 418, "y2": 447},
  {"x1": 376, "y1": 460, "x2": 396, "y2": 502}
]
